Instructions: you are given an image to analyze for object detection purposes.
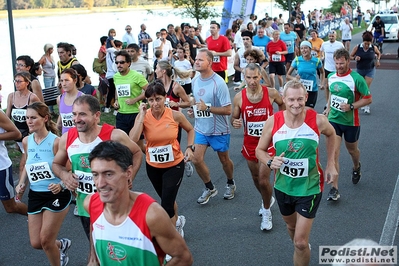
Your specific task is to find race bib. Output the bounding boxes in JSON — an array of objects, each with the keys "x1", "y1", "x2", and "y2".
[
  {"x1": 330, "y1": 95, "x2": 348, "y2": 112},
  {"x1": 344, "y1": 33, "x2": 350, "y2": 39},
  {"x1": 75, "y1": 170, "x2": 96, "y2": 194},
  {"x1": 61, "y1": 112, "x2": 74, "y2": 128},
  {"x1": 272, "y1": 54, "x2": 281, "y2": 61},
  {"x1": 280, "y1": 158, "x2": 309, "y2": 178},
  {"x1": 285, "y1": 41, "x2": 292, "y2": 49},
  {"x1": 164, "y1": 98, "x2": 170, "y2": 108},
  {"x1": 311, "y1": 50, "x2": 318, "y2": 57},
  {"x1": 255, "y1": 46, "x2": 265, "y2": 53},
  {"x1": 11, "y1": 109, "x2": 26, "y2": 123},
  {"x1": 116, "y1": 84, "x2": 131, "y2": 97},
  {"x1": 300, "y1": 79, "x2": 314, "y2": 91},
  {"x1": 148, "y1": 144, "x2": 174, "y2": 163},
  {"x1": 247, "y1": 121, "x2": 265, "y2": 137},
  {"x1": 193, "y1": 105, "x2": 213, "y2": 119},
  {"x1": 26, "y1": 162, "x2": 55, "y2": 183},
  {"x1": 176, "y1": 80, "x2": 185, "y2": 86},
  {"x1": 213, "y1": 56, "x2": 220, "y2": 63}
]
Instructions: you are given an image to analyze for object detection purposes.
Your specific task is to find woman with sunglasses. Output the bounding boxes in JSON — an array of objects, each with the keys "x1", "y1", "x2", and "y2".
[
  {"x1": 130, "y1": 80, "x2": 194, "y2": 240},
  {"x1": 6, "y1": 71, "x2": 40, "y2": 190},
  {"x1": 16, "y1": 102, "x2": 72, "y2": 266},
  {"x1": 57, "y1": 68, "x2": 83, "y2": 134}
]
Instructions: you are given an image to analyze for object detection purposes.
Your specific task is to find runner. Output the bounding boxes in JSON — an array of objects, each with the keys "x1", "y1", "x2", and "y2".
[
  {"x1": 256, "y1": 80, "x2": 338, "y2": 266},
  {"x1": 83, "y1": 141, "x2": 193, "y2": 265},
  {"x1": 16, "y1": 102, "x2": 72, "y2": 266},
  {"x1": 52, "y1": 95, "x2": 142, "y2": 264},
  {"x1": 324, "y1": 48, "x2": 372, "y2": 201},
  {"x1": 231, "y1": 63, "x2": 284, "y2": 230}
]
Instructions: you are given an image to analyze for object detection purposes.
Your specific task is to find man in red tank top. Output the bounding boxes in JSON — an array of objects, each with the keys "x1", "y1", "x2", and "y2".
[{"x1": 231, "y1": 63, "x2": 284, "y2": 231}]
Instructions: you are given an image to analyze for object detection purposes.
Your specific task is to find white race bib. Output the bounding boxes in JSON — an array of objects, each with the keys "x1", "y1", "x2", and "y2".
[
  {"x1": 300, "y1": 79, "x2": 314, "y2": 91},
  {"x1": 11, "y1": 109, "x2": 26, "y2": 123},
  {"x1": 213, "y1": 56, "x2": 220, "y2": 63},
  {"x1": 285, "y1": 41, "x2": 292, "y2": 49},
  {"x1": 116, "y1": 84, "x2": 131, "y2": 97},
  {"x1": 75, "y1": 170, "x2": 96, "y2": 194},
  {"x1": 311, "y1": 50, "x2": 318, "y2": 57},
  {"x1": 26, "y1": 162, "x2": 55, "y2": 183},
  {"x1": 61, "y1": 112, "x2": 74, "y2": 128},
  {"x1": 148, "y1": 144, "x2": 174, "y2": 163},
  {"x1": 255, "y1": 46, "x2": 265, "y2": 53},
  {"x1": 330, "y1": 95, "x2": 348, "y2": 112},
  {"x1": 247, "y1": 121, "x2": 265, "y2": 137},
  {"x1": 176, "y1": 80, "x2": 185, "y2": 86},
  {"x1": 193, "y1": 105, "x2": 213, "y2": 119},
  {"x1": 279, "y1": 158, "x2": 309, "y2": 178},
  {"x1": 272, "y1": 54, "x2": 282, "y2": 61}
]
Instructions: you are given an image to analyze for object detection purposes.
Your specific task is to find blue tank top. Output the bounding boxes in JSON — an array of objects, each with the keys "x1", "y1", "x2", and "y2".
[
  {"x1": 355, "y1": 43, "x2": 375, "y2": 70},
  {"x1": 26, "y1": 132, "x2": 60, "y2": 192}
]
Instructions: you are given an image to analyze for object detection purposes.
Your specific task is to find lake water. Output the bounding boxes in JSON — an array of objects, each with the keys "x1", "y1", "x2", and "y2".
[{"x1": 0, "y1": 0, "x2": 374, "y2": 108}]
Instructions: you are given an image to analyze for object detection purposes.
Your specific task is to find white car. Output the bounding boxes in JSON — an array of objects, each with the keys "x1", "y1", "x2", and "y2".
[{"x1": 367, "y1": 14, "x2": 399, "y2": 41}]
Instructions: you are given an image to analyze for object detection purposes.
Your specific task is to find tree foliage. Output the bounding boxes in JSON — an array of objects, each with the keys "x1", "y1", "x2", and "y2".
[
  {"x1": 169, "y1": 0, "x2": 218, "y2": 24},
  {"x1": 274, "y1": 0, "x2": 306, "y2": 13}
]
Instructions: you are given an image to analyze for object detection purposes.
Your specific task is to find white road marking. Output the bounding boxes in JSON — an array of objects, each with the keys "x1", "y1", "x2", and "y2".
[{"x1": 379, "y1": 173, "x2": 399, "y2": 246}]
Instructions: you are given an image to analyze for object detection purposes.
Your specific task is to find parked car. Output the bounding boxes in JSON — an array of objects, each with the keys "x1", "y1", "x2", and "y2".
[{"x1": 367, "y1": 13, "x2": 399, "y2": 41}]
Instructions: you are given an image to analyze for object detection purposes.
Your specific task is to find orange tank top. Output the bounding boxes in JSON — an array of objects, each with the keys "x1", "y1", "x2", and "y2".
[{"x1": 144, "y1": 108, "x2": 184, "y2": 168}]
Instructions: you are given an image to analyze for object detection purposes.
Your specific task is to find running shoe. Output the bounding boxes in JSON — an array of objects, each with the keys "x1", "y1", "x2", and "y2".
[
  {"x1": 352, "y1": 163, "x2": 362, "y2": 184},
  {"x1": 185, "y1": 161, "x2": 194, "y2": 177},
  {"x1": 176, "y1": 215, "x2": 186, "y2": 238},
  {"x1": 260, "y1": 209, "x2": 272, "y2": 231},
  {"x1": 59, "y1": 238, "x2": 71, "y2": 266},
  {"x1": 364, "y1": 106, "x2": 370, "y2": 114},
  {"x1": 60, "y1": 253, "x2": 69, "y2": 266},
  {"x1": 258, "y1": 196, "x2": 275, "y2": 216},
  {"x1": 223, "y1": 184, "x2": 236, "y2": 200},
  {"x1": 103, "y1": 107, "x2": 110, "y2": 113},
  {"x1": 197, "y1": 188, "x2": 218, "y2": 204},
  {"x1": 327, "y1": 187, "x2": 340, "y2": 201},
  {"x1": 73, "y1": 205, "x2": 78, "y2": 216},
  {"x1": 165, "y1": 254, "x2": 172, "y2": 263}
]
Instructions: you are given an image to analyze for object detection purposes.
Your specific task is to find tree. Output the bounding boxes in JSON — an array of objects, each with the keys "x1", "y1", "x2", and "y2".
[
  {"x1": 169, "y1": 0, "x2": 218, "y2": 24},
  {"x1": 274, "y1": 0, "x2": 306, "y2": 18}
]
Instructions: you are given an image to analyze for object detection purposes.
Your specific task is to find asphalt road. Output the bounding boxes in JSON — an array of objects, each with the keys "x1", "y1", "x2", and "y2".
[{"x1": 0, "y1": 35, "x2": 398, "y2": 266}]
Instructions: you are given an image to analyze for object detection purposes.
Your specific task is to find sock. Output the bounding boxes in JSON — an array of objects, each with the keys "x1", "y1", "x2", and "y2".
[
  {"x1": 205, "y1": 181, "x2": 214, "y2": 190},
  {"x1": 227, "y1": 179, "x2": 234, "y2": 185}
]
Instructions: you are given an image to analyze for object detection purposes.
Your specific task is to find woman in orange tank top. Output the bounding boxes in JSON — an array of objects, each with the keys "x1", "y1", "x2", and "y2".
[{"x1": 129, "y1": 80, "x2": 194, "y2": 239}]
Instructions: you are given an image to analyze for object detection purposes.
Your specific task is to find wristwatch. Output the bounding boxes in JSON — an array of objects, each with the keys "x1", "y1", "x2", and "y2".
[
  {"x1": 60, "y1": 181, "x2": 67, "y2": 192},
  {"x1": 267, "y1": 159, "x2": 273, "y2": 169},
  {"x1": 350, "y1": 104, "x2": 354, "y2": 110},
  {"x1": 206, "y1": 105, "x2": 211, "y2": 112},
  {"x1": 186, "y1": 145, "x2": 195, "y2": 152}
]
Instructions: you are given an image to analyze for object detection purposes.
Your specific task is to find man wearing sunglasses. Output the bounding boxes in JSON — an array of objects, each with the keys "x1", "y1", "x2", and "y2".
[
  {"x1": 122, "y1": 25, "x2": 136, "y2": 46},
  {"x1": 113, "y1": 50, "x2": 148, "y2": 152}
]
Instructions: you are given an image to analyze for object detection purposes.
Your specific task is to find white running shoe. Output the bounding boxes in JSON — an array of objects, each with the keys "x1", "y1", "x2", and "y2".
[
  {"x1": 104, "y1": 107, "x2": 110, "y2": 113},
  {"x1": 197, "y1": 188, "x2": 218, "y2": 204},
  {"x1": 260, "y1": 210, "x2": 273, "y2": 231},
  {"x1": 176, "y1": 215, "x2": 186, "y2": 238},
  {"x1": 258, "y1": 196, "x2": 275, "y2": 216},
  {"x1": 73, "y1": 205, "x2": 78, "y2": 216},
  {"x1": 185, "y1": 161, "x2": 194, "y2": 177},
  {"x1": 223, "y1": 184, "x2": 236, "y2": 200},
  {"x1": 364, "y1": 106, "x2": 370, "y2": 114}
]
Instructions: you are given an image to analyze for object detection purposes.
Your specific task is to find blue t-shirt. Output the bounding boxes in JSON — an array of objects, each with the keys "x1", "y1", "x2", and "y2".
[
  {"x1": 192, "y1": 73, "x2": 231, "y2": 135},
  {"x1": 253, "y1": 35, "x2": 271, "y2": 55},
  {"x1": 106, "y1": 36, "x2": 114, "y2": 49},
  {"x1": 291, "y1": 56, "x2": 323, "y2": 92},
  {"x1": 280, "y1": 31, "x2": 297, "y2": 54}
]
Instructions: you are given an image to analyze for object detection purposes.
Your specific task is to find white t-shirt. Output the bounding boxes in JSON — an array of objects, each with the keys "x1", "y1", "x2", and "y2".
[
  {"x1": 321, "y1": 41, "x2": 344, "y2": 72},
  {"x1": 153, "y1": 39, "x2": 173, "y2": 60},
  {"x1": 105, "y1": 47, "x2": 118, "y2": 79},
  {"x1": 340, "y1": 23, "x2": 353, "y2": 40},
  {"x1": 122, "y1": 33, "x2": 136, "y2": 45}
]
